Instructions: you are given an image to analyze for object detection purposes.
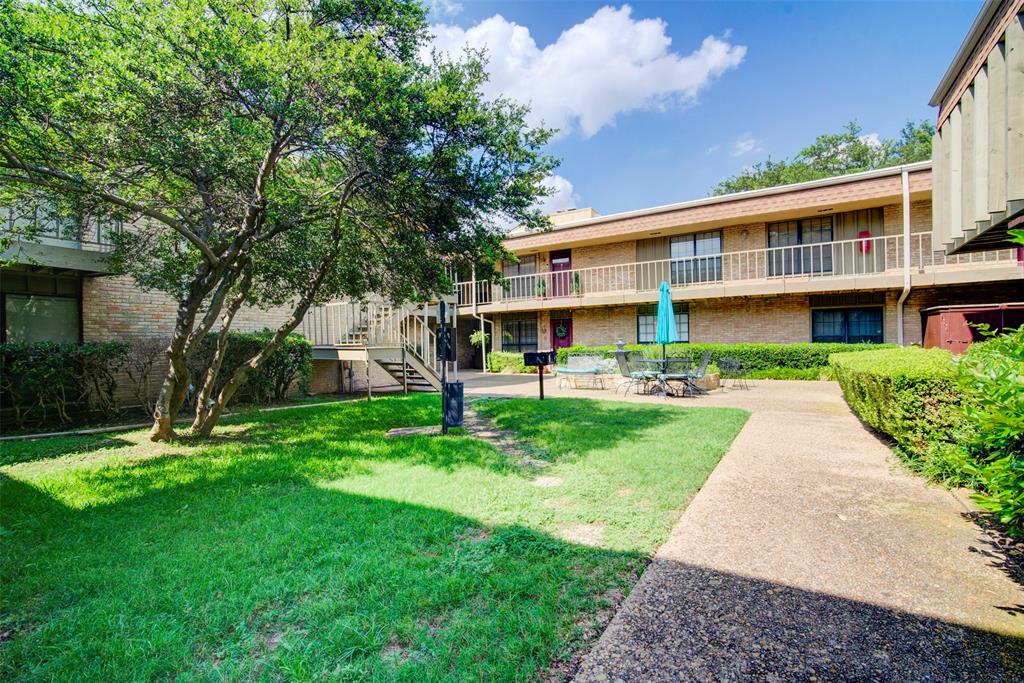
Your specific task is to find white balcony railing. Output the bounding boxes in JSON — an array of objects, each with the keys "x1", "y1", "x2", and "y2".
[
  {"x1": 299, "y1": 299, "x2": 442, "y2": 377},
  {"x1": 456, "y1": 232, "x2": 1020, "y2": 306}
]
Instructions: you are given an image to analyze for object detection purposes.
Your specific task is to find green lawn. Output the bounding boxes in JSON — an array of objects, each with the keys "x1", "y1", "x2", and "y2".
[{"x1": 1, "y1": 395, "x2": 748, "y2": 681}]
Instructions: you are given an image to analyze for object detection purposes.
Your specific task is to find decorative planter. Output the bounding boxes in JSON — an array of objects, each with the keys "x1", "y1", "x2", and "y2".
[{"x1": 694, "y1": 373, "x2": 720, "y2": 391}]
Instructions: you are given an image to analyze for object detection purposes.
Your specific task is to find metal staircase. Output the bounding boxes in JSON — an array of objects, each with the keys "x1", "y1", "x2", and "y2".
[{"x1": 300, "y1": 299, "x2": 445, "y2": 391}]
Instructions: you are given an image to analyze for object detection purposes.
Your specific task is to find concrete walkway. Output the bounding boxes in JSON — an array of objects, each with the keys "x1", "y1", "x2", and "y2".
[{"x1": 460, "y1": 372, "x2": 1024, "y2": 681}]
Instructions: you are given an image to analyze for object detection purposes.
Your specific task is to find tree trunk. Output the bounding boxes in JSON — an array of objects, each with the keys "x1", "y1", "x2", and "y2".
[
  {"x1": 191, "y1": 269, "x2": 252, "y2": 432},
  {"x1": 194, "y1": 250, "x2": 338, "y2": 436}
]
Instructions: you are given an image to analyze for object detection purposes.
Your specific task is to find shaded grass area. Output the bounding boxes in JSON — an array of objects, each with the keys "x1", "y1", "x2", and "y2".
[{"x1": 1, "y1": 395, "x2": 748, "y2": 681}]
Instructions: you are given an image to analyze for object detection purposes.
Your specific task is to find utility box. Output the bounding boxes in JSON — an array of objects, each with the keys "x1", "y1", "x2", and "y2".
[
  {"x1": 443, "y1": 381, "x2": 464, "y2": 427},
  {"x1": 922, "y1": 303, "x2": 1024, "y2": 354}
]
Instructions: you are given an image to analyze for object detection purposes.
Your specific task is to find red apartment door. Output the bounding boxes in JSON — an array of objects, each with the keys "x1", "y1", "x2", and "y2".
[
  {"x1": 550, "y1": 250, "x2": 572, "y2": 297},
  {"x1": 551, "y1": 318, "x2": 573, "y2": 351}
]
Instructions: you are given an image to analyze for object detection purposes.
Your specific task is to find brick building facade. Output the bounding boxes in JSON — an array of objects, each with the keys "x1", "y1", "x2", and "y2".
[{"x1": 457, "y1": 162, "x2": 1023, "y2": 365}]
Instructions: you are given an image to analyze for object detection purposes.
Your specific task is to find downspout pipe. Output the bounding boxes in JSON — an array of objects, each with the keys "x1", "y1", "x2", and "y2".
[
  {"x1": 896, "y1": 168, "x2": 912, "y2": 346},
  {"x1": 470, "y1": 266, "x2": 493, "y2": 372}
]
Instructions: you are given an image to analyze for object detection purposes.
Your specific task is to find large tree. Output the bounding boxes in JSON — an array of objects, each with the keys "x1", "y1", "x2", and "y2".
[
  {"x1": 0, "y1": 0, "x2": 555, "y2": 439},
  {"x1": 712, "y1": 120, "x2": 934, "y2": 196}
]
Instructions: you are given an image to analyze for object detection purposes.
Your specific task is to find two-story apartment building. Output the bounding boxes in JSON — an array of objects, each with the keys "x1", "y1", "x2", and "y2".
[{"x1": 455, "y1": 162, "x2": 1022, "y2": 365}]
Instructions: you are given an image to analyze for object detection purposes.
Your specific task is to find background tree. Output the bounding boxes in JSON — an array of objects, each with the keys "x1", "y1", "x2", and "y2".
[
  {"x1": 1, "y1": 0, "x2": 555, "y2": 439},
  {"x1": 712, "y1": 120, "x2": 935, "y2": 195}
]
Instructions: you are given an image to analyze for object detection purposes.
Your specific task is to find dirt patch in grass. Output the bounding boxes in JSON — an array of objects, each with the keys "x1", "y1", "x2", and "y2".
[
  {"x1": 531, "y1": 476, "x2": 564, "y2": 488},
  {"x1": 559, "y1": 522, "x2": 607, "y2": 547}
]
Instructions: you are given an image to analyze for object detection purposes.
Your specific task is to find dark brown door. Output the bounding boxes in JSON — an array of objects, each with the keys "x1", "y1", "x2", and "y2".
[
  {"x1": 551, "y1": 318, "x2": 573, "y2": 350},
  {"x1": 550, "y1": 250, "x2": 571, "y2": 297}
]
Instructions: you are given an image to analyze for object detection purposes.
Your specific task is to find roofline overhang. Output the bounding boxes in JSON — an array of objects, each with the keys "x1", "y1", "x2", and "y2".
[
  {"x1": 929, "y1": 0, "x2": 1014, "y2": 106},
  {"x1": 508, "y1": 161, "x2": 932, "y2": 245}
]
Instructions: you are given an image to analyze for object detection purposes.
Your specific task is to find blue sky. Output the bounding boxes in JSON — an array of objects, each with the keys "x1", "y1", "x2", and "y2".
[{"x1": 425, "y1": 0, "x2": 982, "y2": 215}]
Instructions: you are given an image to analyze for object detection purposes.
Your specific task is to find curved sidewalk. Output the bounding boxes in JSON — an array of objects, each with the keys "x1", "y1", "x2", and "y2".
[{"x1": 460, "y1": 373, "x2": 1024, "y2": 681}]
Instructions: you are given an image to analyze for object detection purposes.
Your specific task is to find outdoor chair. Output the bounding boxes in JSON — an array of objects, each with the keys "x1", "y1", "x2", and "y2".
[
  {"x1": 556, "y1": 354, "x2": 606, "y2": 389},
  {"x1": 613, "y1": 350, "x2": 657, "y2": 395},
  {"x1": 718, "y1": 356, "x2": 750, "y2": 390},
  {"x1": 663, "y1": 351, "x2": 711, "y2": 397}
]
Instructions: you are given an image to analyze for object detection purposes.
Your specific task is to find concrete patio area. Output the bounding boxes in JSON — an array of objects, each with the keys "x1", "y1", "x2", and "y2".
[{"x1": 459, "y1": 370, "x2": 1024, "y2": 681}]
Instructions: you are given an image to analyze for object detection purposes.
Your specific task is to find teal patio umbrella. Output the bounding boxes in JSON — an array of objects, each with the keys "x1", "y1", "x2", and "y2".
[{"x1": 655, "y1": 280, "x2": 679, "y2": 362}]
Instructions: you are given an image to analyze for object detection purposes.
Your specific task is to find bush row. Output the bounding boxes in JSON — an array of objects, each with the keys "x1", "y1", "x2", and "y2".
[
  {"x1": 0, "y1": 331, "x2": 312, "y2": 431},
  {"x1": 555, "y1": 342, "x2": 891, "y2": 374},
  {"x1": 486, "y1": 351, "x2": 533, "y2": 374},
  {"x1": 830, "y1": 331, "x2": 1024, "y2": 536},
  {"x1": 0, "y1": 341, "x2": 129, "y2": 429},
  {"x1": 188, "y1": 330, "x2": 312, "y2": 404}
]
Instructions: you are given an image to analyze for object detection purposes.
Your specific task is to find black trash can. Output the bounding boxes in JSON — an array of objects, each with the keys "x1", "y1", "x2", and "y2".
[{"x1": 444, "y1": 381, "x2": 464, "y2": 428}]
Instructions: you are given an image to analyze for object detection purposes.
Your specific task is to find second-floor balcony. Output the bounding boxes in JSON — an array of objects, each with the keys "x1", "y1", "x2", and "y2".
[
  {"x1": 1, "y1": 205, "x2": 122, "y2": 273},
  {"x1": 457, "y1": 232, "x2": 1021, "y2": 310}
]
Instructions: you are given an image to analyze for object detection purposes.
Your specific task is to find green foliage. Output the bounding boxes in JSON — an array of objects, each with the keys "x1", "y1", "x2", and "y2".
[
  {"x1": 469, "y1": 329, "x2": 491, "y2": 348},
  {"x1": 189, "y1": 330, "x2": 312, "y2": 405},
  {"x1": 486, "y1": 351, "x2": 531, "y2": 374},
  {"x1": 557, "y1": 342, "x2": 890, "y2": 374},
  {"x1": 0, "y1": 341, "x2": 128, "y2": 429},
  {"x1": 829, "y1": 348, "x2": 964, "y2": 471},
  {"x1": 831, "y1": 339, "x2": 1024, "y2": 536},
  {"x1": 1, "y1": 395, "x2": 744, "y2": 679},
  {"x1": 744, "y1": 366, "x2": 832, "y2": 381},
  {"x1": 957, "y1": 328, "x2": 1024, "y2": 534},
  {"x1": 712, "y1": 120, "x2": 934, "y2": 195}
]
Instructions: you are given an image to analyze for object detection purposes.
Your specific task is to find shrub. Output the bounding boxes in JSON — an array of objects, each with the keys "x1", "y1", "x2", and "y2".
[
  {"x1": 957, "y1": 327, "x2": 1024, "y2": 534},
  {"x1": 123, "y1": 336, "x2": 167, "y2": 415},
  {"x1": 744, "y1": 366, "x2": 833, "y2": 380},
  {"x1": 188, "y1": 330, "x2": 312, "y2": 405},
  {"x1": 557, "y1": 342, "x2": 890, "y2": 375},
  {"x1": 486, "y1": 351, "x2": 531, "y2": 374},
  {"x1": 0, "y1": 341, "x2": 129, "y2": 429},
  {"x1": 829, "y1": 347, "x2": 964, "y2": 473}
]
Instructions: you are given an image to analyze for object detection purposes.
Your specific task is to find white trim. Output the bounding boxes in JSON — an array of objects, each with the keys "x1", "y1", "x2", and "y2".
[{"x1": 510, "y1": 162, "x2": 932, "y2": 242}]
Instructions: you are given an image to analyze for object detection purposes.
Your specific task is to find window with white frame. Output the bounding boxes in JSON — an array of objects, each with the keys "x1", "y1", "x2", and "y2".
[{"x1": 637, "y1": 303, "x2": 689, "y2": 344}]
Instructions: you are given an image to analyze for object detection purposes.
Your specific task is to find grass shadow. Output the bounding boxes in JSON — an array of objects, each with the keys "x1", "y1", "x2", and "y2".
[{"x1": 1, "y1": 470, "x2": 644, "y2": 681}]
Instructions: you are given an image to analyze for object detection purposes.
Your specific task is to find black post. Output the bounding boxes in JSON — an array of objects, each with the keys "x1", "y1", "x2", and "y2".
[{"x1": 538, "y1": 364, "x2": 544, "y2": 400}]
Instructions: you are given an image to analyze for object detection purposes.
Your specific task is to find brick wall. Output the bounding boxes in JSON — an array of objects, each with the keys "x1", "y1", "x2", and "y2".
[
  {"x1": 82, "y1": 274, "x2": 296, "y2": 343},
  {"x1": 571, "y1": 306, "x2": 638, "y2": 346},
  {"x1": 690, "y1": 295, "x2": 812, "y2": 343},
  {"x1": 572, "y1": 241, "x2": 636, "y2": 291},
  {"x1": 82, "y1": 274, "x2": 324, "y2": 405}
]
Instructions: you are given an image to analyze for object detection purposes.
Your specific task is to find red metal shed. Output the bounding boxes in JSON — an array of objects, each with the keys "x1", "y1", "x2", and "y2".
[{"x1": 921, "y1": 303, "x2": 1024, "y2": 354}]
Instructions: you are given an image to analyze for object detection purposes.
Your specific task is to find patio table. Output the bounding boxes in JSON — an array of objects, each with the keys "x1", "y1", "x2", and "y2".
[{"x1": 638, "y1": 358, "x2": 693, "y2": 396}]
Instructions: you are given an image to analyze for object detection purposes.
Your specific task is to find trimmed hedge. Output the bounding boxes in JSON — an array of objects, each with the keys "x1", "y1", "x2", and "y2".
[
  {"x1": 486, "y1": 351, "x2": 531, "y2": 374},
  {"x1": 831, "y1": 335, "x2": 1024, "y2": 537},
  {"x1": 556, "y1": 342, "x2": 891, "y2": 374},
  {"x1": 829, "y1": 348, "x2": 963, "y2": 463}
]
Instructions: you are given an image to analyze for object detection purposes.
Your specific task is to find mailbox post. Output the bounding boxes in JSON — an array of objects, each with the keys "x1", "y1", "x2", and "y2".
[
  {"x1": 438, "y1": 301, "x2": 462, "y2": 433},
  {"x1": 522, "y1": 351, "x2": 557, "y2": 400}
]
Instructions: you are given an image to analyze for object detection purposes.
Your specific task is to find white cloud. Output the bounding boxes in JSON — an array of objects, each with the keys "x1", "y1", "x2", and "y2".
[
  {"x1": 427, "y1": 5, "x2": 746, "y2": 139},
  {"x1": 705, "y1": 143, "x2": 721, "y2": 155},
  {"x1": 535, "y1": 174, "x2": 580, "y2": 215},
  {"x1": 427, "y1": 0, "x2": 463, "y2": 20},
  {"x1": 859, "y1": 132, "x2": 882, "y2": 147},
  {"x1": 730, "y1": 133, "x2": 763, "y2": 157}
]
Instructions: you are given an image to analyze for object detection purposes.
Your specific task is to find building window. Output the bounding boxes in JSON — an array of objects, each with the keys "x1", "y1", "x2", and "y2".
[
  {"x1": 670, "y1": 230, "x2": 722, "y2": 285},
  {"x1": 1, "y1": 271, "x2": 82, "y2": 343},
  {"x1": 501, "y1": 314, "x2": 538, "y2": 353},
  {"x1": 4, "y1": 295, "x2": 80, "y2": 343},
  {"x1": 768, "y1": 216, "x2": 834, "y2": 276},
  {"x1": 502, "y1": 254, "x2": 537, "y2": 300},
  {"x1": 811, "y1": 307, "x2": 882, "y2": 344},
  {"x1": 637, "y1": 303, "x2": 689, "y2": 344}
]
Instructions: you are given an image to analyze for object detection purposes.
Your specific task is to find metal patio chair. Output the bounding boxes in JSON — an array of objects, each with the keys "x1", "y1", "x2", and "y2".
[{"x1": 718, "y1": 356, "x2": 750, "y2": 390}]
